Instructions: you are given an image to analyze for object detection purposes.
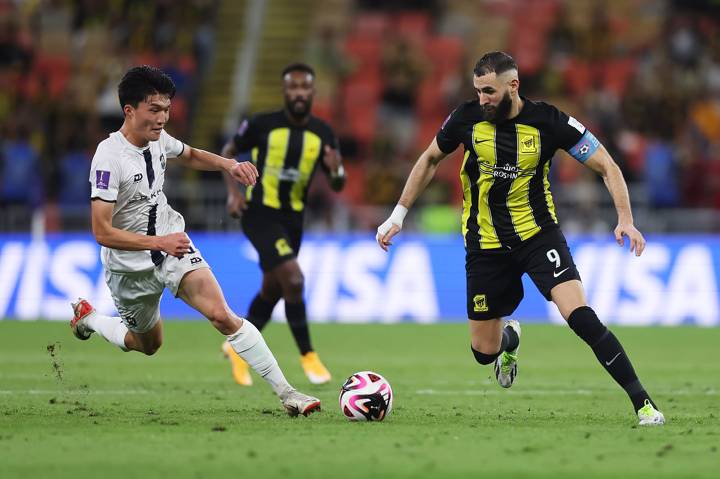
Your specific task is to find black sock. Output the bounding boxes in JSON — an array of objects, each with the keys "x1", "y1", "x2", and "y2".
[
  {"x1": 246, "y1": 293, "x2": 277, "y2": 331},
  {"x1": 503, "y1": 325, "x2": 519, "y2": 352},
  {"x1": 286, "y1": 301, "x2": 312, "y2": 355},
  {"x1": 471, "y1": 323, "x2": 519, "y2": 365},
  {"x1": 568, "y1": 306, "x2": 657, "y2": 412}
]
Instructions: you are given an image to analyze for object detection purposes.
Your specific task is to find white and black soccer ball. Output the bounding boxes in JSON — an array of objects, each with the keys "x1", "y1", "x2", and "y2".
[{"x1": 339, "y1": 371, "x2": 393, "y2": 421}]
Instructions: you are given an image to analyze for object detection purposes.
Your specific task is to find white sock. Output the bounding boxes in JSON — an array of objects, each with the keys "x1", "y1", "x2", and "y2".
[
  {"x1": 227, "y1": 320, "x2": 293, "y2": 398},
  {"x1": 86, "y1": 311, "x2": 129, "y2": 351}
]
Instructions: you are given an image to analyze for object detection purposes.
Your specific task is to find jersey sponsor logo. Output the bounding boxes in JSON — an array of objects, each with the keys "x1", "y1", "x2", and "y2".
[
  {"x1": 266, "y1": 166, "x2": 302, "y2": 182},
  {"x1": 96, "y1": 170, "x2": 111, "y2": 189},
  {"x1": 133, "y1": 173, "x2": 143, "y2": 183},
  {"x1": 473, "y1": 294, "x2": 488, "y2": 312},
  {"x1": 567, "y1": 116, "x2": 586, "y2": 134},
  {"x1": 474, "y1": 138, "x2": 493, "y2": 144},
  {"x1": 275, "y1": 238, "x2": 293, "y2": 256},
  {"x1": 128, "y1": 193, "x2": 149, "y2": 204},
  {"x1": 519, "y1": 135, "x2": 537, "y2": 153},
  {"x1": 190, "y1": 257, "x2": 203, "y2": 265},
  {"x1": 478, "y1": 162, "x2": 535, "y2": 180}
]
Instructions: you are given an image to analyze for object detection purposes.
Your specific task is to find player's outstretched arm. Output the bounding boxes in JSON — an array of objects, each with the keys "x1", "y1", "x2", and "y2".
[
  {"x1": 584, "y1": 146, "x2": 646, "y2": 256},
  {"x1": 376, "y1": 138, "x2": 448, "y2": 251},
  {"x1": 90, "y1": 200, "x2": 191, "y2": 257},
  {"x1": 175, "y1": 144, "x2": 258, "y2": 186}
]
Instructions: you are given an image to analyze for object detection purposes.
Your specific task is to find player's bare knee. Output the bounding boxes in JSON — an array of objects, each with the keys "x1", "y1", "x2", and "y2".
[
  {"x1": 283, "y1": 273, "x2": 305, "y2": 298},
  {"x1": 140, "y1": 339, "x2": 162, "y2": 356},
  {"x1": 142, "y1": 344, "x2": 160, "y2": 356}
]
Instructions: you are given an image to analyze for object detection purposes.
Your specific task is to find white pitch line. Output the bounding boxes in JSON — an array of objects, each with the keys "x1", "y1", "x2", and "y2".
[
  {"x1": 0, "y1": 389, "x2": 152, "y2": 395},
  {"x1": 415, "y1": 388, "x2": 718, "y2": 396},
  {"x1": 0, "y1": 388, "x2": 716, "y2": 396}
]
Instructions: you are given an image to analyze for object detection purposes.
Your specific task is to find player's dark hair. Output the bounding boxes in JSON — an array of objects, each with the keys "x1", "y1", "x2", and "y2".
[
  {"x1": 118, "y1": 65, "x2": 176, "y2": 110},
  {"x1": 473, "y1": 51, "x2": 518, "y2": 77},
  {"x1": 281, "y1": 63, "x2": 315, "y2": 79}
]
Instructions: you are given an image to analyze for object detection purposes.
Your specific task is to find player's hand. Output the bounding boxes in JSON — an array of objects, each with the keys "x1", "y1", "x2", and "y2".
[
  {"x1": 158, "y1": 232, "x2": 192, "y2": 258},
  {"x1": 322, "y1": 145, "x2": 342, "y2": 174},
  {"x1": 230, "y1": 160, "x2": 258, "y2": 186},
  {"x1": 614, "y1": 222, "x2": 645, "y2": 257},
  {"x1": 376, "y1": 219, "x2": 402, "y2": 252},
  {"x1": 226, "y1": 192, "x2": 247, "y2": 218}
]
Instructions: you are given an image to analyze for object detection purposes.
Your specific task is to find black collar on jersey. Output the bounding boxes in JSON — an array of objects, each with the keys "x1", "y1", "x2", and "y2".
[{"x1": 143, "y1": 149, "x2": 155, "y2": 188}]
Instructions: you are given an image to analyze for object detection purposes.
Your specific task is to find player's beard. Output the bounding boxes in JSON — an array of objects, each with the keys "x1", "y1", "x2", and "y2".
[
  {"x1": 286, "y1": 97, "x2": 312, "y2": 121},
  {"x1": 482, "y1": 91, "x2": 512, "y2": 123}
]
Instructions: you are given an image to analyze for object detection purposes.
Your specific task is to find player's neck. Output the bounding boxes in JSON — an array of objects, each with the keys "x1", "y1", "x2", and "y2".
[
  {"x1": 284, "y1": 109, "x2": 310, "y2": 126},
  {"x1": 119, "y1": 123, "x2": 150, "y2": 148},
  {"x1": 508, "y1": 97, "x2": 524, "y2": 120}
]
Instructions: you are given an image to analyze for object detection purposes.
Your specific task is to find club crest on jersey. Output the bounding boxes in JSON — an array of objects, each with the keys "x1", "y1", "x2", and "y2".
[
  {"x1": 96, "y1": 170, "x2": 110, "y2": 189},
  {"x1": 519, "y1": 135, "x2": 537, "y2": 153},
  {"x1": 160, "y1": 154, "x2": 166, "y2": 170},
  {"x1": 473, "y1": 294, "x2": 488, "y2": 312}
]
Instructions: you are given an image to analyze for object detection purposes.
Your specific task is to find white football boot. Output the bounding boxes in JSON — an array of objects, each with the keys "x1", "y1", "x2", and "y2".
[
  {"x1": 281, "y1": 389, "x2": 321, "y2": 417},
  {"x1": 494, "y1": 319, "x2": 521, "y2": 388},
  {"x1": 637, "y1": 400, "x2": 665, "y2": 426}
]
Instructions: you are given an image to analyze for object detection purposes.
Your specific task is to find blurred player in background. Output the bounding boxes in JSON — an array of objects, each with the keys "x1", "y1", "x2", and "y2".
[
  {"x1": 376, "y1": 52, "x2": 664, "y2": 426},
  {"x1": 71, "y1": 65, "x2": 321, "y2": 417},
  {"x1": 221, "y1": 63, "x2": 346, "y2": 386}
]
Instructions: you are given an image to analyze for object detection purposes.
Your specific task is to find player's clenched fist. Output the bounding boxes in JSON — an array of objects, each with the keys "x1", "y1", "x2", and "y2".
[
  {"x1": 376, "y1": 205, "x2": 408, "y2": 252},
  {"x1": 158, "y1": 232, "x2": 192, "y2": 258},
  {"x1": 230, "y1": 161, "x2": 258, "y2": 186}
]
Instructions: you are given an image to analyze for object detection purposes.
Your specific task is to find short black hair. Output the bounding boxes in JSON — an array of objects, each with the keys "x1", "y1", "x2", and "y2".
[
  {"x1": 473, "y1": 52, "x2": 518, "y2": 77},
  {"x1": 118, "y1": 65, "x2": 176, "y2": 110},
  {"x1": 281, "y1": 63, "x2": 315, "y2": 79}
]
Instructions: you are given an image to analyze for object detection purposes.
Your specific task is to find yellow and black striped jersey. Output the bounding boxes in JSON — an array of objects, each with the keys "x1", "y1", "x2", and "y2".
[
  {"x1": 232, "y1": 110, "x2": 339, "y2": 213},
  {"x1": 436, "y1": 97, "x2": 593, "y2": 251}
]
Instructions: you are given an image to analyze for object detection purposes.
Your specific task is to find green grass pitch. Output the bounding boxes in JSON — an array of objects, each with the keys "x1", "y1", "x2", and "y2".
[{"x1": 1, "y1": 321, "x2": 718, "y2": 479}]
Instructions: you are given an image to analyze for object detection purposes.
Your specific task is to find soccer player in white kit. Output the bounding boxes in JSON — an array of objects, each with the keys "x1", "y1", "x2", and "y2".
[{"x1": 70, "y1": 65, "x2": 321, "y2": 417}]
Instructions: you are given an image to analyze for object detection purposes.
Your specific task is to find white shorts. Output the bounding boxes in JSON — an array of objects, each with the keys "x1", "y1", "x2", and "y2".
[{"x1": 104, "y1": 241, "x2": 209, "y2": 333}]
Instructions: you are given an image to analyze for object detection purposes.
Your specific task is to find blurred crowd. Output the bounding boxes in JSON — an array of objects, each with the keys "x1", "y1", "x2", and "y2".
[
  {"x1": 1, "y1": 0, "x2": 719, "y2": 233},
  {"x1": 306, "y1": 0, "x2": 720, "y2": 232},
  {"x1": 0, "y1": 0, "x2": 218, "y2": 230}
]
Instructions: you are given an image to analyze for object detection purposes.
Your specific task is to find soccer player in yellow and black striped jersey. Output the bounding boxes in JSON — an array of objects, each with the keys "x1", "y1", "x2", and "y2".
[
  {"x1": 220, "y1": 63, "x2": 345, "y2": 386},
  {"x1": 376, "y1": 52, "x2": 664, "y2": 425}
]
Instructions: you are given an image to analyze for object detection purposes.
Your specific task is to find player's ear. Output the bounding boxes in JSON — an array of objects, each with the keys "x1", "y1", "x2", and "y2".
[{"x1": 123, "y1": 104, "x2": 134, "y2": 118}]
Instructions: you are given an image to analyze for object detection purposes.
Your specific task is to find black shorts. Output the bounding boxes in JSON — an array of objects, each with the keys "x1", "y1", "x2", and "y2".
[
  {"x1": 466, "y1": 227, "x2": 581, "y2": 320},
  {"x1": 241, "y1": 205, "x2": 304, "y2": 272}
]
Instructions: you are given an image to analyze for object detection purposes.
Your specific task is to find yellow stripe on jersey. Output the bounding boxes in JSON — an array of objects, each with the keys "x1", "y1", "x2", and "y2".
[
  {"x1": 472, "y1": 122, "x2": 501, "y2": 249},
  {"x1": 459, "y1": 149, "x2": 471, "y2": 245},
  {"x1": 543, "y1": 160, "x2": 558, "y2": 223},
  {"x1": 290, "y1": 131, "x2": 322, "y2": 211},
  {"x1": 509, "y1": 124, "x2": 542, "y2": 240},
  {"x1": 261, "y1": 128, "x2": 290, "y2": 209},
  {"x1": 246, "y1": 147, "x2": 259, "y2": 202}
]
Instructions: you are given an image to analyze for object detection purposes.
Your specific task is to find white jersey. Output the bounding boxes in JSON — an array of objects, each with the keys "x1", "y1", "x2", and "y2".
[{"x1": 89, "y1": 130, "x2": 186, "y2": 273}]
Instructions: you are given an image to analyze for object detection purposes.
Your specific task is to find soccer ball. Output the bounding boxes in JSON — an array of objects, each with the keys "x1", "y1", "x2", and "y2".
[{"x1": 339, "y1": 371, "x2": 393, "y2": 421}]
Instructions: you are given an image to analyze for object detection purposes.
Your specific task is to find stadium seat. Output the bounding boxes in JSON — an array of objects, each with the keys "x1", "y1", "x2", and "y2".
[
  {"x1": 396, "y1": 12, "x2": 431, "y2": 39},
  {"x1": 352, "y1": 12, "x2": 391, "y2": 37}
]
